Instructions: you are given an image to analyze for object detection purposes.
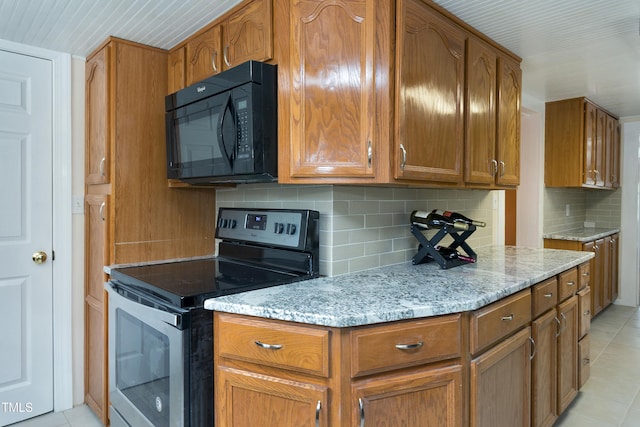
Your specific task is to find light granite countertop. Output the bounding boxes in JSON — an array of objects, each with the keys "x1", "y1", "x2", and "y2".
[
  {"x1": 204, "y1": 245, "x2": 594, "y2": 328},
  {"x1": 543, "y1": 227, "x2": 619, "y2": 242}
]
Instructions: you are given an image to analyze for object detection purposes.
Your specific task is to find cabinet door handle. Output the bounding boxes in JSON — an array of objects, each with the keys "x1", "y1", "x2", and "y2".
[
  {"x1": 492, "y1": 159, "x2": 498, "y2": 176},
  {"x1": 554, "y1": 316, "x2": 561, "y2": 337},
  {"x1": 223, "y1": 45, "x2": 231, "y2": 67},
  {"x1": 560, "y1": 312, "x2": 568, "y2": 335},
  {"x1": 358, "y1": 398, "x2": 365, "y2": 427},
  {"x1": 367, "y1": 140, "x2": 372, "y2": 168},
  {"x1": 395, "y1": 341, "x2": 424, "y2": 350},
  {"x1": 583, "y1": 309, "x2": 591, "y2": 317},
  {"x1": 583, "y1": 357, "x2": 590, "y2": 366},
  {"x1": 315, "y1": 400, "x2": 321, "y2": 427},
  {"x1": 544, "y1": 292, "x2": 553, "y2": 298},
  {"x1": 528, "y1": 336, "x2": 536, "y2": 360},
  {"x1": 501, "y1": 314, "x2": 514, "y2": 321},
  {"x1": 254, "y1": 340, "x2": 283, "y2": 350},
  {"x1": 99, "y1": 157, "x2": 106, "y2": 177},
  {"x1": 399, "y1": 144, "x2": 407, "y2": 169},
  {"x1": 99, "y1": 202, "x2": 106, "y2": 222},
  {"x1": 499, "y1": 160, "x2": 505, "y2": 177},
  {"x1": 593, "y1": 245, "x2": 599, "y2": 252},
  {"x1": 212, "y1": 51, "x2": 219, "y2": 73},
  {"x1": 610, "y1": 239, "x2": 616, "y2": 245}
]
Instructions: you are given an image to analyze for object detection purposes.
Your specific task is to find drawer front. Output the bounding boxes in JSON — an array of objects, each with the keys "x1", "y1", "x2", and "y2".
[
  {"x1": 217, "y1": 314, "x2": 330, "y2": 377},
  {"x1": 578, "y1": 286, "x2": 591, "y2": 338},
  {"x1": 532, "y1": 277, "x2": 558, "y2": 318},
  {"x1": 578, "y1": 335, "x2": 590, "y2": 389},
  {"x1": 578, "y1": 262, "x2": 591, "y2": 289},
  {"x1": 558, "y1": 267, "x2": 579, "y2": 301},
  {"x1": 350, "y1": 314, "x2": 461, "y2": 377},
  {"x1": 471, "y1": 290, "x2": 531, "y2": 354}
]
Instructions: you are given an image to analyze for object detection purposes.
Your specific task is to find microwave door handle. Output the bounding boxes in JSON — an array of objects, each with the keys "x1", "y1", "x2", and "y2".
[{"x1": 217, "y1": 92, "x2": 237, "y2": 168}]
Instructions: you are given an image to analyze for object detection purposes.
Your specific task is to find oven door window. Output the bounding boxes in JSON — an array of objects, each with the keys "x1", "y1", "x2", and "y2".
[{"x1": 115, "y1": 309, "x2": 172, "y2": 427}]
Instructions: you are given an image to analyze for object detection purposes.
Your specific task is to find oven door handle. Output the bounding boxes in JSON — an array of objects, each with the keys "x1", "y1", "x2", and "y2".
[{"x1": 105, "y1": 282, "x2": 183, "y2": 329}]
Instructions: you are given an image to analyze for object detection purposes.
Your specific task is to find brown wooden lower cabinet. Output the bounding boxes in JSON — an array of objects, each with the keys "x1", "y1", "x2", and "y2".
[
  {"x1": 470, "y1": 327, "x2": 532, "y2": 427},
  {"x1": 214, "y1": 263, "x2": 591, "y2": 427}
]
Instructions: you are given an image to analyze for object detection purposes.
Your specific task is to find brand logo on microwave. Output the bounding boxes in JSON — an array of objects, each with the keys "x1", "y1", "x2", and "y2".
[{"x1": 197, "y1": 86, "x2": 206, "y2": 93}]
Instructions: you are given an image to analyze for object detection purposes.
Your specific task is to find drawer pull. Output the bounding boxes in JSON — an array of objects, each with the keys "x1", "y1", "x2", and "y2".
[
  {"x1": 566, "y1": 281, "x2": 576, "y2": 286},
  {"x1": 583, "y1": 309, "x2": 591, "y2": 316},
  {"x1": 584, "y1": 358, "x2": 590, "y2": 365},
  {"x1": 255, "y1": 340, "x2": 283, "y2": 350},
  {"x1": 501, "y1": 314, "x2": 514, "y2": 321},
  {"x1": 544, "y1": 292, "x2": 553, "y2": 298},
  {"x1": 582, "y1": 272, "x2": 590, "y2": 277},
  {"x1": 395, "y1": 341, "x2": 424, "y2": 351}
]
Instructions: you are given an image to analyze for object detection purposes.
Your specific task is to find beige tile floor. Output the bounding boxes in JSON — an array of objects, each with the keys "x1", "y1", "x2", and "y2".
[{"x1": 10, "y1": 304, "x2": 640, "y2": 427}]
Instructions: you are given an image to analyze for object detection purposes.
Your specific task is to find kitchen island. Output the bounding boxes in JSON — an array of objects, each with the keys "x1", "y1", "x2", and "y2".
[{"x1": 206, "y1": 246, "x2": 594, "y2": 427}]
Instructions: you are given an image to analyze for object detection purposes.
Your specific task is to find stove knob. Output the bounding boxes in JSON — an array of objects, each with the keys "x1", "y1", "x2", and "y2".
[
  {"x1": 221, "y1": 218, "x2": 228, "y2": 228},
  {"x1": 274, "y1": 222, "x2": 284, "y2": 234},
  {"x1": 287, "y1": 223, "x2": 297, "y2": 235},
  {"x1": 230, "y1": 219, "x2": 237, "y2": 228}
]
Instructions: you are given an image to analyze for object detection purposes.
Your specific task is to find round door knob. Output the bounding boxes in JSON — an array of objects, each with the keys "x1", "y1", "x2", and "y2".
[{"x1": 32, "y1": 251, "x2": 47, "y2": 264}]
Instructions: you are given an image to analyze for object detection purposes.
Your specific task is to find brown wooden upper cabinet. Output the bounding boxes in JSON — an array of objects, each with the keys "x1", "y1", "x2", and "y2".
[
  {"x1": 275, "y1": 0, "x2": 521, "y2": 186},
  {"x1": 545, "y1": 97, "x2": 620, "y2": 189},
  {"x1": 464, "y1": 37, "x2": 521, "y2": 187},
  {"x1": 168, "y1": 0, "x2": 273, "y2": 93}
]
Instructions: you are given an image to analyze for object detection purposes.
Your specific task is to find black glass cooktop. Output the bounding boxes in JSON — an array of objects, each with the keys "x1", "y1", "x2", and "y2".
[{"x1": 109, "y1": 258, "x2": 306, "y2": 309}]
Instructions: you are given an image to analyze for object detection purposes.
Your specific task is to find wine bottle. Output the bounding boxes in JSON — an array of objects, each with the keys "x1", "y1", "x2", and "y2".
[
  {"x1": 410, "y1": 210, "x2": 469, "y2": 231},
  {"x1": 430, "y1": 209, "x2": 486, "y2": 228}
]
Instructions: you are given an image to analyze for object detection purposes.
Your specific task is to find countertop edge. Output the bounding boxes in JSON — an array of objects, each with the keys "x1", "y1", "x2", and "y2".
[{"x1": 543, "y1": 227, "x2": 620, "y2": 242}]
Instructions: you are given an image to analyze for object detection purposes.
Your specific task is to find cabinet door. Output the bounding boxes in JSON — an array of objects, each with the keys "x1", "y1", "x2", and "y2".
[
  {"x1": 185, "y1": 24, "x2": 222, "y2": 85},
  {"x1": 470, "y1": 327, "x2": 531, "y2": 427},
  {"x1": 531, "y1": 309, "x2": 558, "y2": 427},
  {"x1": 594, "y1": 109, "x2": 606, "y2": 186},
  {"x1": 167, "y1": 47, "x2": 185, "y2": 94},
  {"x1": 394, "y1": 0, "x2": 465, "y2": 184},
  {"x1": 583, "y1": 101, "x2": 597, "y2": 186},
  {"x1": 216, "y1": 367, "x2": 328, "y2": 427},
  {"x1": 83, "y1": 194, "x2": 109, "y2": 425},
  {"x1": 604, "y1": 114, "x2": 616, "y2": 187},
  {"x1": 610, "y1": 233, "x2": 619, "y2": 301},
  {"x1": 583, "y1": 240, "x2": 602, "y2": 316},
  {"x1": 557, "y1": 296, "x2": 578, "y2": 413},
  {"x1": 224, "y1": 0, "x2": 273, "y2": 69},
  {"x1": 354, "y1": 364, "x2": 463, "y2": 427},
  {"x1": 600, "y1": 236, "x2": 611, "y2": 309},
  {"x1": 85, "y1": 46, "x2": 110, "y2": 185},
  {"x1": 611, "y1": 120, "x2": 621, "y2": 187},
  {"x1": 496, "y1": 55, "x2": 521, "y2": 186},
  {"x1": 465, "y1": 37, "x2": 497, "y2": 185},
  {"x1": 287, "y1": 0, "x2": 377, "y2": 178}
]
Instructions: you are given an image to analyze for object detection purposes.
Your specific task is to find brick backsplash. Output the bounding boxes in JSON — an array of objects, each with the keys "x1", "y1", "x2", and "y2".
[{"x1": 216, "y1": 184, "x2": 495, "y2": 276}]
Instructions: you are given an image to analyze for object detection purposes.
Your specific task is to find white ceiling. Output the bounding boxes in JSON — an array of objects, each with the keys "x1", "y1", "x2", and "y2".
[{"x1": 1, "y1": 0, "x2": 639, "y2": 117}]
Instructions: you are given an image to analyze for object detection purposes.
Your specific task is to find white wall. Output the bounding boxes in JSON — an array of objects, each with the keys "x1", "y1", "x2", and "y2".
[
  {"x1": 71, "y1": 56, "x2": 86, "y2": 405},
  {"x1": 619, "y1": 118, "x2": 640, "y2": 307},
  {"x1": 518, "y1": 93, "x2": 546, "y2": 248}
]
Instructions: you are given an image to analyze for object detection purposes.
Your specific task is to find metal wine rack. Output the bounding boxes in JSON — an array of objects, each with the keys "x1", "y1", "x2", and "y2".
[{"x1": 411, "y1": 223, "x2": 477, "y2": 269}]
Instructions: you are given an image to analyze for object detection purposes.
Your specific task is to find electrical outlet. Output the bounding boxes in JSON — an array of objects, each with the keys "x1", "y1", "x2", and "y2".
[
  {"x1": 565, "y1": 204, "x2": 570, "y2": 217},
  {"x1": 72, "y1": 195, "x2": 84, "y2": 214}
]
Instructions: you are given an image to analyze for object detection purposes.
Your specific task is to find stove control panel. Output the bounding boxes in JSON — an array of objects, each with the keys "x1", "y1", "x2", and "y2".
[{"x1": 216, "y1": 208, "x2": 319, "y2": 250}]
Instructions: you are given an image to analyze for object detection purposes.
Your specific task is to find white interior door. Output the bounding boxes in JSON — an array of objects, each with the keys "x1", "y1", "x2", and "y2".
[{"x1": 0, "y1": 49, "x2": 54, "y2": 426}]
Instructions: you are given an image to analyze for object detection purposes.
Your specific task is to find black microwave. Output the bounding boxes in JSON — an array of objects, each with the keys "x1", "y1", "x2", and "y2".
[{"x1": 165, "y1": 61, "x2": 277, "y2": 184}]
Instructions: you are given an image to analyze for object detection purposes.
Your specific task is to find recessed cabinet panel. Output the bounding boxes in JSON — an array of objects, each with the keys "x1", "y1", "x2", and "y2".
[{"x1": 496, "y1": 56, "x2": 521, "y2": 186}]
